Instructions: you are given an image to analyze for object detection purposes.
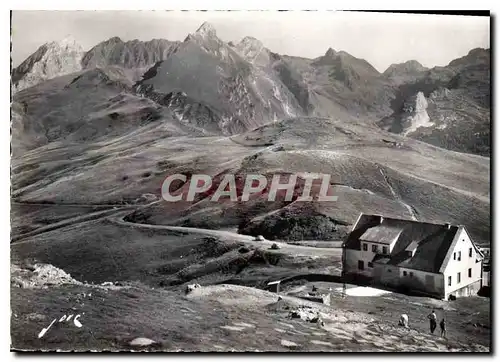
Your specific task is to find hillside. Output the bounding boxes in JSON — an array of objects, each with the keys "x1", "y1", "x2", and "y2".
[
  {"x1": 379, "y1": 48, "x2": 490, "y2": 156},
  {"x1": 10, "y1": 20, "x2": 491, "y2": 352}
]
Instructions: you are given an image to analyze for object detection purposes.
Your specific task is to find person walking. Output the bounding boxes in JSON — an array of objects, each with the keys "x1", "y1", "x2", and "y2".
[
  {"x1": 440, "y1": 318, "x2": 446, "y2": 338},
  {"x1": 427, "y1": 310, "x2": 437, "y2": 334}
]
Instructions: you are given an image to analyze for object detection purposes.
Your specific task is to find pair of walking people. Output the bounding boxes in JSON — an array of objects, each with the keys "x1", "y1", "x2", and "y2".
[{"x1": 427, "y1": 310, "x2": 446, "y2": 338}]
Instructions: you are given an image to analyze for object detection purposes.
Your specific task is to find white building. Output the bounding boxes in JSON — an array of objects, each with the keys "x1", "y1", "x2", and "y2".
[{"x1": 342, "y1": 213, "x2": 484, "y2": 300}]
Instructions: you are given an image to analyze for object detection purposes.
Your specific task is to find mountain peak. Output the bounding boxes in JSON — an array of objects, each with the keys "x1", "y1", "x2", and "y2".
[
  {"x1": 325, "y1": 47, "x2": 337, "y2": 57},
  {"x1": 46, "y1": 35, "x2": 83, "y2": 52},
  {"x1": 195, "y1": 22, "x2": 217, "y2": 38},
  {"x1": 105, "y1": 36, "x2": 124, "y2": 44},
  {"x1": 384, "y1": 60, "x2": 428, "y2": 76},
  {"x1": 12, "y1": 36, "x2": 84, "y2": 93},
  {"x1": 55, "y1": 35, "x2": 78, "y2": 47}
]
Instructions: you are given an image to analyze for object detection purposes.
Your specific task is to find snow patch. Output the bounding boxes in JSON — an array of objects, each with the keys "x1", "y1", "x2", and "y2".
[{"x1": 335, "y1": 286, "x2": 392, "y2": 297}]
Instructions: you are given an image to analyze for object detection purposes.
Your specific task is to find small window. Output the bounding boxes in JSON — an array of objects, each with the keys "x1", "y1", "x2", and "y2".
[
  {"x1": 372, "y1": 245, "x2": 378, "y2": 253},
  {"x1": 457, "y1": 272, "x2": 461, "y2": 284},
  {"x1": 368, "y1": 262, "x2": 373, "y2": 268},
  {"x1": 382, "y1": 246, "x2": 388, "y2": 254},
  {"x1": 458, "y1": 251, "x2": 461, "y2": 261},
  {"x1": 409, "y1": 272, "x2": 414, "y2": 278},
  {"x1": 469, "y1": 248, "x2": 473, "y2": 257},
  {"x1": 448, "y1": 276, "x2": 452, "y2": 286},
  {"x1": 358, "y1": 260, "x2": 364, "y2": 270},
  {"x1": 468, "y1": 268, "x2": 472, "y2": 278},
  {"x1": 363, "y1": 243, "x2": 368, "y2": 251},
  {"x1": 388, "y1": 269, "x2": 392, "y2": 273},
  {"x1": 403, "y1": 271, "x2": 407, "y2": 276},
  {"x1": 453, "y1": 252, "x2": 456, "y2": 260}
]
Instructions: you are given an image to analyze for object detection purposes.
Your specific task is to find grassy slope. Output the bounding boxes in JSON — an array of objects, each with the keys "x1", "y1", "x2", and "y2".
[{"x1": 11, "y1": 282, "x2": 489, "y2": 352}]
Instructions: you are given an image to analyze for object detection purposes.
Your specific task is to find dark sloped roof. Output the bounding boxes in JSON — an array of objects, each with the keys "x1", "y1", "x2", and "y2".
[
  {"x1": 360, "y1": 225, "x2": 402, "y2": 245},
  {"x1": 346, "y1": 214, "x2": 463, "y2": 273}
]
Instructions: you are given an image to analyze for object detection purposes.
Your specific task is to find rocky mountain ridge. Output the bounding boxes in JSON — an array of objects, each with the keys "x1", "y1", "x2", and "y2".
[{"x1": 11, "y1": 23, "x2": 490, "y2": 155}]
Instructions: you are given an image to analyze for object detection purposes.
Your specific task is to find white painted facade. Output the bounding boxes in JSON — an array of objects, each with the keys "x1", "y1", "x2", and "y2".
[
  {"x1": 442, "y1": 227, "x2": 483, "y2": 298},
  {"x1": 344, "y1": 222, "x2": 484, "y2": 299}
]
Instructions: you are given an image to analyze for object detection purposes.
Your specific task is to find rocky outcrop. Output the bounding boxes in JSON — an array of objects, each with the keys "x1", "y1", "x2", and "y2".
[
  {"x1": 135, "y1": 22, "x2": 304, "y2": 135},
  {"x1": 81, "y1": 37, "x2": 179, "y2": 69},
  {"x1": 12, "y1": 36, "x2": 84, "y2": 93},
  {"x1": 400, "y1": 92, "x2": 433, "y2": 135}
]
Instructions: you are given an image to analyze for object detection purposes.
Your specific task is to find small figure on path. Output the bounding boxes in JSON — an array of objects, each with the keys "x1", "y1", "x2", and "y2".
[
  {"x1": 398, "y1": 313, "x2": 409, "y2": 328},
  {"x1": 427, "y1": 310, "x2": 437, "y2": 334},
  {"x1": 440, "y1": 318, "x2": 446, "y2": 338}
]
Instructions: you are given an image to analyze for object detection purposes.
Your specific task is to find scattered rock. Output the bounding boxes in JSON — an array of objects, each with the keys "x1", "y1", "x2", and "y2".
[
  {"x1": 185, "y1": 283, "x2": 201, "y2": 294},
  {"x1": 281, "y1": 339, "x2": 298, "y2": 349},
  {"x1": 270, "y1": 243, "x2": 280, "y2": 250},
  {"x1": 238, "y1": 246, "x2": 250, "y2": 253},
  {"x1": 129, "y1": 337, "x2": 157, "y2": 347},
  {"x1": 254, "y1": 235, "x2": 265, "y2": 241},
  {"x1": 288, "y1": 305, "x2": 323, "y2": 324},
  {"x1": 26, "y1": 313, "x2": 46, "y2": 322},
  {"x1": 101, "y1": 281, "x2": 114, "y2": 287},
  {"x1": 11, "y1": 263, "x2": 82, "y2": 289}
]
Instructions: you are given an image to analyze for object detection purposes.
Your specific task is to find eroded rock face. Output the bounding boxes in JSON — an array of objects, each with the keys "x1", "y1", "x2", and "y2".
[
  {"x1": 401, "y1": 92, "x2": 433, "y2": 135},
  {"x1": 134, "y1": 22, "x2": 304, "y2": 135},
  {"x1": 12, "y1": 36, "x2": 84, "y2": 93},
  {"x1": 81, "y1": 37, "x2": 179, "y2": 69}
]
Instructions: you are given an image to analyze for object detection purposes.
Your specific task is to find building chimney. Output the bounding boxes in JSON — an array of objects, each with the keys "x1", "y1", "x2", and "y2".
[
  {"x1": 379, "y1": 216, "x2": 384, "y2": 224},
  {"x1": 444, "y1": 223, "x2": 451, "y2": 230}
]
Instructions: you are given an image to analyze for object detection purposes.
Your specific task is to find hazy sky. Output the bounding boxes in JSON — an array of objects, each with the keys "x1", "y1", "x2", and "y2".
[{"x1": 11, "y1": 11, "x2": 490, "y2": 72}]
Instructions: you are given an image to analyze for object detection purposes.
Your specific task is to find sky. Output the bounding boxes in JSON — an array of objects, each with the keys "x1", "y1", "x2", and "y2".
[{"x1": 11, "y1": 11, "x2": 490, "y2": 72}]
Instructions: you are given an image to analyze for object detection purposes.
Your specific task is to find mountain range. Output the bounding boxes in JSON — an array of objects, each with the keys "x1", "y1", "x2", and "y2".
[
  {"x1": 10, "y1": 22, "x2": 491, "y2": 246},
  {"x1": 12, "y1": 22, "x2": 490, "y2": 155}
]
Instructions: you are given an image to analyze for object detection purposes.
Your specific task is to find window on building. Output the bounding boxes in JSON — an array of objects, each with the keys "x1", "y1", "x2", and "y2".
[
  {"x1": 403, "y1": 271, "x2": 407, "y2": 276},
  {"x1": 453, "y1": 252, "x2": 456, "y2": 260},
  {"x1": 388, "y1": 269, "x2": 392, "y2": 273},
  {"x1": 457, "y1": 272, "x2": 461, "y2": 284},
  {"x1": 358, "y1": 260, "x2": 364, "y2": 270},
  {"x1": 372, "y1": 245, "x2": 378, "y2": 253},
  {"x1": 469, "y1": 248, "x2": 473, "y2": 257},
  {"x1": 363, "y1": 243, "x2": 368, "y2": 251},
  {"x1": 383, "y1": 246, "x2": 388, "y2": 254},
  {"x1": 458, "y1": 251, "x2": 461, "y2": 261},
  {"x1": 468, "y1": 268, "x2": 472, "y2": 278},
  {"x1": 448, "y1": 276, "x2": 452, "y2": 286},
  {"x1": 368, "y1": 262, "x2": 373, "y2": 268},
  {"x1": 409, "y1": 272, "x2": 414, "y2": 278}
]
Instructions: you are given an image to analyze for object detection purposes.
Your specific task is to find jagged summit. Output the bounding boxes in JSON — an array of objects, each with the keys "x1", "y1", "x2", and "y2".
[
  {"x1": 55, "y1": 35, "x2": 79, "y2": 47},
  {"x1": 195, "y1": 22, "x2": 217, "y2": 38},
  {"x1": 184, "y1": 22, "x2": 220, "y2": 44},
  {"x1": 325, "y1": 47, "x2": 337, "y2": 57},
  {"x1": 81, "y1": 37, "x2": 178, "y2": 69},
  {"x1": 383, "y1": 60, "x2": 428, "y2": 76},
  {"x1": 239, "y1": 36, "x2": 262, "y2": 47},
  {"x1": 12, "y1": 38, "x2": 84, "y2": 93},
  {"x1": 235, "y1": 36, "x2": 269, "y2": 65},
  {"x1": 103, "y1": 36, "x2": 124, "y2": 44}
]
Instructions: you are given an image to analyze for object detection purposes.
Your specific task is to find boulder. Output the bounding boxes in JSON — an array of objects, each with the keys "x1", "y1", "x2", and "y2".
[
  {"x1": 185, "y1": 283, "x2": 201, "y2": 294},
  {"x1": 129, "y1": 337, "x2": 157, "y2": 347}
]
